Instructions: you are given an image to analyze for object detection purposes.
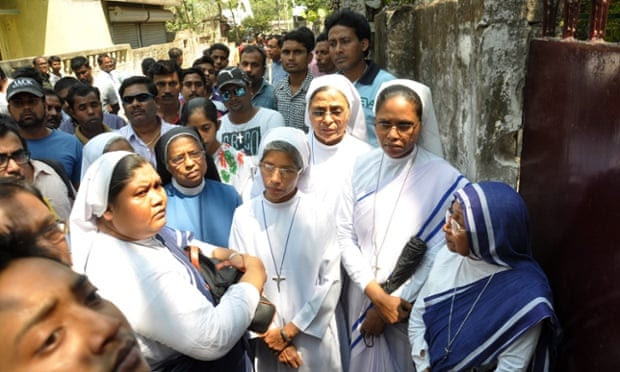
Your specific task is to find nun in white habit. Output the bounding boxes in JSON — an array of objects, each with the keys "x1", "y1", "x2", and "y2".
[
  {"x1": 229, "y1": 126, "x2": 343, "y2": 371},
  {"x1": 80, "y1": 132, "x2": 132, "y2": 180},
  {"x1": 336, "y1": 79, "x2": 469, "y2": 371},
  {"x1": 305, "y1": 74, "x2": 372, "y2": 209}
]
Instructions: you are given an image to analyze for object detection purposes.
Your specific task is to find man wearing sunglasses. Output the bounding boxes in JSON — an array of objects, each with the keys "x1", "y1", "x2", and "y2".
[
  {"x1": 215, "y1": 68, "x2": 284, "y2": 160},
  {"x1": 117, "y1": 76, "x2": 174, "y2": 166},
  {"x1": 0, "y1": 115, "x2": 74, "y2": 220}
]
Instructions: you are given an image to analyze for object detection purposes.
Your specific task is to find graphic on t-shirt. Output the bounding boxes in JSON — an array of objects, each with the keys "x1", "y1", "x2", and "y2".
[{"x1": 221, "y1": 127, "x2": 262, "y2": 156}]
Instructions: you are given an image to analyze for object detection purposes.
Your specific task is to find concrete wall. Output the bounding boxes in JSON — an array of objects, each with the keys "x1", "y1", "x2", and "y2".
[
  {"x1": 0, "y1": 0, "x2": 48, "y2": 59},
  {"x1": 374, "y1": 0, "x2": 541, "y2": 186}
]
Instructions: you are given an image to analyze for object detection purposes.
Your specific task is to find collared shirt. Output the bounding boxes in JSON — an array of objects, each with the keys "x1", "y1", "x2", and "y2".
[
  {"x1": 351, "y1": 61, "x2": 396, "y2": 146},
  {"x1": 75, "y1": 124, "x2": 111, "y2": 144},
  {"x1": 274, "y1": 71, "x2": 313, "y2": 133},
  {"x1": 117, "y1": 118, "x2": 175, "y2": 166},
  {"x1": 252, "y1": 79, "x2": 276, "y2": 110},
  {"x1": 270, "y1": 60, "x2": 287, "y2": 86},
  {"x1": 31, "y1": 159, "x2": 74, "y2": 220}
]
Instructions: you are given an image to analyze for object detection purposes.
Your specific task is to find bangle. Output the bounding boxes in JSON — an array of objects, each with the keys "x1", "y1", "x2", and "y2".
[
  {"x1": 280, "y1": 328, "x2": 293, "y2": 344},
  {"x1": 228, "y1": 252, "x2": 240, "y2": 261}
]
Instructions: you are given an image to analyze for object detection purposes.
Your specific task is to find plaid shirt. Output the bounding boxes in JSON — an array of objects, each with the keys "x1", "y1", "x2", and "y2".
[{"x1": 274, "y1": 71, "x2": 313, "y2": 133}]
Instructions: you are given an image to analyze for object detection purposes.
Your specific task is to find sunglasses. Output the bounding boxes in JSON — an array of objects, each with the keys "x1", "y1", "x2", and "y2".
[
  {"x1": 220, "y1": 86, "x2": 247, "y2": 102},
  {"x1": 122, "y1": 93, "x2": 154, "y2": 105}
]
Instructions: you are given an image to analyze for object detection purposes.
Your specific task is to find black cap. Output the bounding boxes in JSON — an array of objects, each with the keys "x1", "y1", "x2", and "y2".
[
  {"x1": 216, "y1": 67, "x2": 249, "y2": 89},
  {"x1": 7, "y1": 77, "x2": 44, "y2": 100}
]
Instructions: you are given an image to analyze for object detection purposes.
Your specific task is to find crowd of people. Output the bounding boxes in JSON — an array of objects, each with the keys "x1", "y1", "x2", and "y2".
[{"x1": 0, "y1": 7, "x2": 560, "y2": 372}]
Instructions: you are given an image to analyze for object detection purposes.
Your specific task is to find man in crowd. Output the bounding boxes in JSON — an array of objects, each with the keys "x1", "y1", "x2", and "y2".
[
  {"x1": 118, "y1": 76, "x2": 174, "y2": 165},
  {"x1": 240, "y1": 45, "x2": 276, "y2": 110},
  {"x1": 274, "y1": 27, "x2": 315, "y2": 132},
  {"x1": 70, "y1": 56, "x2": 120, "y2": 115},
  {"x1": 0, "y1": 116, "x2": 74, "y2": 220},
  {"x1": 168, "y1": 47, "x2": 184, "y2": 67},
  {"x1": 44, "y1": 90, "x2": 63, "y2": 129},
  {"x1": 216, "y1": 67, "x2": 284, "y2": 160},
  {"x1": 6, "y1": 77, "x2": 82, "y2": 186},
  {"x1": 148, "y1": 60, "x2": 182, "y2": 124},
  {"x1": 48, "y1": 55, "x2": 63, "y2": 86},
  {"x1": 66, "y1": 83, "x2": 110, "y2": 144},
  {"x1": 32, "y1": 56, "x2": 52, "y2": 90},
  {"x1": 315, "y1": 32, "x2": 338, "y2": 74},
  {"x1": 207, "y1": 43, "x2": 230, "y2": 75},
  {"x1": 325, "y1": 9, "x2": 396, "y2": 146},
  {"x1": 266, "y1": 34, "x2": 286, "y2": 86},
  {"x1": 96, "y1": 53, "x2": 123, "y2": 90},
  {"x1": 192, "y1": 56, "x2": 226, "y2": 113},
  {"x1": 54, "y1": 77, "x2": 126, "y2": 133},
  {"x1": 180, "y1": 68, "x2": 206, "y2": 103}
]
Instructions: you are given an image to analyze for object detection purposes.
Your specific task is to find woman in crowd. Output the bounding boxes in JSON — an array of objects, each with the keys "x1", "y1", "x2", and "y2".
[
  {"x1": 304, "y1": 74, "x2": 371, "y2": 207},
  {"x1": 81, "y1": 132, "x2": 133, "y2": 179},
  {"x1": 337, "y1": 80, "x2": 468, "y2": 371},
  {"x1": 70, "y1": 151, "x2": 266, "y2": 371},
  {"x1": 155, "y1": 126, "x2": 241, "y2": 247},
  {"x1": 409, "y1": 181, "x2": 560, "y2": 371},
  {"x1": 181, "y1": 97, "x2": 254, "y2": 199},
  {"x1": 229, "y1": 127, "x2": 342, "y2": 371}
]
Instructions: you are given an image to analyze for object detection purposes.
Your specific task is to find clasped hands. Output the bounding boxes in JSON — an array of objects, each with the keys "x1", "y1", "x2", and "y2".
[
  {"x1": 262, "y1": 326, "x2": 303, "y2": 368},
  {"x1": 361, "y1": 282, "x2": 412, "y2": 337}
]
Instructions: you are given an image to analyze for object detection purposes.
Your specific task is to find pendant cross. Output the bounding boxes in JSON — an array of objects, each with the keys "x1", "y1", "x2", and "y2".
[{"x1": 272, "y1": 275, "x2": 286, "y2": 292}]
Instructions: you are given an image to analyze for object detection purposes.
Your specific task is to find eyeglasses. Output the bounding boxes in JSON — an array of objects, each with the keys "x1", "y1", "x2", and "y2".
[
  {"x1": 38, "y1": 219, "x2": 69, "y2": 242},
  {"x1": 168, "y1": 150, "x2": 205, "y2": 167},
  {"x1": 310, "y1": 108, "x2": 346, "y2": 119},
  {"x1": 220, "y1": 86, "x2": 247, "y2": 102},
  {"x1": 375, "y1": 121, "x2": 417, "y2": 134},
  {"x1": 0, "y1": 149, "x2": 30, "y2": 170},
  {"x1": 121, "y1": 93, "x2": 154, "y2": 105},
  {"x1": 445, "y1": 209, "x2": 465, "y2": 235},
  {"x1": 259, "y1": 162, "x2": 301, "y2": 179}
]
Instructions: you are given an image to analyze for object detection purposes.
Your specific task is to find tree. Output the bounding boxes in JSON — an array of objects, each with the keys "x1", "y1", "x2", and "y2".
[{"x1": 166, "y1": 0, "x2": 219, "y2": 33}]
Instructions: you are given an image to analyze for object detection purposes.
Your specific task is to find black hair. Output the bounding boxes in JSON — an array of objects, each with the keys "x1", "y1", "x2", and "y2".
[
  {"x1": 193, "y1": 55, "x2": 215, "y2": 67},
  {"x1": 268, "y1": 34, "x2": 283, "y2": 48},
  {"x1": 70, "y1": 56, "x2": 89, "y2": 72},
  {"x1": 53, "y1": 77, "x2": 79, "y2": 95},
  {"x1": 180, "y1": 97, "x2": 218, "y2": 125},
  {"x1": 32, "y1": 56, "x2": 46, "y2": 66},
  {"x1": 66, "y1": 83, "x2": 101, "y2": 109},
  {"x1": 316, "y1": 32, "x2": 328, "y2": 43},
  {"x1": 207, "y1": 43, "x2": 230, "y2": 58},
  {"x1": 43, "y1": 89, "x2": 62, "y2": 103},
  {"x1": 0, "y1": 114, "x2": 28, "y2": 151},
  {"x1": 118, "y1": 75, "x2": 158, "y2": 98},
  {"x1": 141, "y1": 57, "x2": 156, "y2": 76},
  {"x1": 282, "y1": 27, "x2": 315, "y2": 53},
  {"x1": 147, "y1": 59, "x2": 182, "y2": 81},
  {"x1": 180, "y1": 68, "x2": 207, "y2": 87},
  {"x1": 240, "y1": 45, "x2": 267, "y2": 66},
  {"x1": 96, "y1": 54, "x2": 110, "y2": 66},
  {"x1": 168, "y1": 47, "x2": 183, "y2": 59},
  {"x1": 108, "y1": 154, "x2": 149, "y2": 206},
  {"x1": 325, "y1": 9, "x2": 371, "y2": 42},
  {"x1": 375, "y1": 84, "x2": 423, "y2": 120},
  {"x1": 12, "y1": 67, "x2": 43, "y2": 85},
  {"x1": 48, "y1": 55, "x2": 61, "y2": 64}
]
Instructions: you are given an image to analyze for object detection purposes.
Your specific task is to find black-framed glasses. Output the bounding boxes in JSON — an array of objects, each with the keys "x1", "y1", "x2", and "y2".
[
  {"x1": 375, "y1": 120, "x2": 417, "y2": 133},
  {"x1": 259, "y1": 162, "x2": 301, "y2": 179},
  {"x1": 220, "y1": 86, "x2": 247, "y2": 102},
  {"x1": 168, "y1": 150, "x2": 205, "y2": 167},
  {"x1": 121, "y1": 93, "x2": 154, "y2": 105},
  {"x1": 0, "y1": 149, "x2": 30, "y2": 170}
]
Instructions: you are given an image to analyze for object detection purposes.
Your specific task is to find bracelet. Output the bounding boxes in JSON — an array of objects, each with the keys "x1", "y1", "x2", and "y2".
[
  {"x1": 228, "y1": 252, "x2": 240, "y2": 261},
  {"x1": 280, "y1": 328, "x2": 293, "y2": 344}
]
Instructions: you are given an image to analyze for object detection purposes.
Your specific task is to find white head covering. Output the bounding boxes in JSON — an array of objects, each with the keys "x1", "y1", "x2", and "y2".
[
  {"x1": 304, "y1": 74, "x2": 367, "y2": 142},
  {"x1": 80, "y1": 132, "x2": 128, "y2": 180},
  {"x1": 251, "y1": 127, "x2": 314, "y2": 198},
  {"x1": 70, "y1": 151, "x2": 136, "y2": 248},
  {"x1": 374, "y1": 79, "x2": 444, "y2": 157}
]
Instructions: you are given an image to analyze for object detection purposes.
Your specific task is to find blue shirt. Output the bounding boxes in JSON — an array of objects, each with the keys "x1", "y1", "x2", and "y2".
[
  {"x1": 165, "y1": 179, "x2": 242, "y2": 247},
  {"x1": 353, "y1": 61, "x2": 396, "y2": 146},
  {"x1": 270, "y1": 60, "x2": 287, "y2": 86},
  {"x1": 252, "y1": 79, "x2": 276, "y2": 110},
  {"x1": 27, "y1": 129, "x2": 83, "y2": 185}
]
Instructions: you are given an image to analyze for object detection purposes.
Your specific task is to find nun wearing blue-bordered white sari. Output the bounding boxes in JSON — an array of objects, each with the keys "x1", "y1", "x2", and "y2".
[
  {"x1": 409, "y1": 182, "x2": 560, "y2": 371},
  {"x1": 336, "y1": 79, "x2": 468, "y2": 371}
]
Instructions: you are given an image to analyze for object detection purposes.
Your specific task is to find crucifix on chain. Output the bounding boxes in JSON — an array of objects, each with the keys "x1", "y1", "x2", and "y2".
[{"x1": 273, "y1": 275, "x2": 286, "y2": 292}]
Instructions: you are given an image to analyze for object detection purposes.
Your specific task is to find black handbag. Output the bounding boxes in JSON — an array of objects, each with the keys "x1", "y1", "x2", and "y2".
[{"x1": 185, "y1": 246, "x2": 276, "y2": 333}]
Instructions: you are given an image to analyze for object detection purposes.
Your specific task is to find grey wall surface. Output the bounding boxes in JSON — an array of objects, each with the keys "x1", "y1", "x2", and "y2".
[{"x1": 372, "y1": 0, "x2": 541, "y2": 186}]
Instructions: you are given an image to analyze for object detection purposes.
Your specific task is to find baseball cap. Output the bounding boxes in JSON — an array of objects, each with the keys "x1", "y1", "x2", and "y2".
[
  {"x1": 7, "y1": 77, "x2": 44, "y2": 100},
  {"x1": 216, "y1": 67, "x2": 249, "y2": 89}
]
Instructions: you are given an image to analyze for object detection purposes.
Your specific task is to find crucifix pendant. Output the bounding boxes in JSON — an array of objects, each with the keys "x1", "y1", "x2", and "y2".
[
  {"x1": 236, "y1": 132, "x2": 244, "y2": 144},
  {"x1": 272, "y1": 275, "x2": 286, "y2": 292}
]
